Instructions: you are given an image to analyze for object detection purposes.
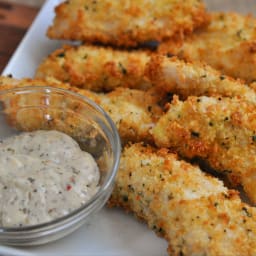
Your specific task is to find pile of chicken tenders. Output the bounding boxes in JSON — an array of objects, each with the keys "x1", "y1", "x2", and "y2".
[{"x1": 2, "y1": 0, "x2": 256, "y2": 255}]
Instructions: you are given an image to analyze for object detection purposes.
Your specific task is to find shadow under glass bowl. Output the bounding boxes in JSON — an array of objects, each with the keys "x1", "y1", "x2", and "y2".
[{"x1": 0, "y1": 86, "x2": 121, "y2": 246}]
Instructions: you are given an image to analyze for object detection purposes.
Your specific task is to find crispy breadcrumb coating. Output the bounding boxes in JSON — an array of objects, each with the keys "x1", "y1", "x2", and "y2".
[
  {"x1": 47, "y1": 0, "x2": 209, "y2": 47},
  {"x1": 146, "y1": 55, "x2": 256, "y2": 102},
  {"x1": 35, "y1": 45, "x2": 151, "y2": 92},
  {"x1": 36, "y1": 44, "x2": 256, "y2": 102},
  {"x1": 99, "y1": 87, "x2": 164, "y2": 144},
  {"x1": 0, "y1": 76, "x2": 163, "y2": 144},
  {"x1": 152, "y1": 95, "x2": 256, "y2": 204},
  {"x1": 158, "y1": 12, "x2": 256, "y2": 83},
  {"x1": 109, "y1": 143, "x2": 256, "y2": 256}
]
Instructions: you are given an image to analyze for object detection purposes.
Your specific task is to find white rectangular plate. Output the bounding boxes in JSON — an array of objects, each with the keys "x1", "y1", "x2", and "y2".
[
  {"x1": 2, "y1": 0, "x2": 256, "y2": 255},
  {"x1": 1, "y1": 0, "x2": 168, "y2": 255}
]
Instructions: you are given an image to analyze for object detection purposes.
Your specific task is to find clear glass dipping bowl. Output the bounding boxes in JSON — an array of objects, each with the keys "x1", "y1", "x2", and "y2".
[{"x1": 0, "y1": 86, "x2": 121, "y2": 246}]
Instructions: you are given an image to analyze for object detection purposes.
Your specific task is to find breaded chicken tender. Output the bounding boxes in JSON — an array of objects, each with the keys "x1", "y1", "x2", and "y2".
[
  {"x1": 146, "y1": 55, "x2": 256, "y2": 103},
  {"x1": 47, "y1": 0, "x2": 209, "y2": 47},
  {"x1": 35, "y1": 45, "x2": 151, "y2": 92},
  {"x1": 36, "y1": 44, "x2": 256, "y2": 102},
  {"x1": 152, "y1": 95, "x2": 256, "y2": 204},
  {"x1": 158, "y1": 12, "x2": 256, "y2": 83},
  {"x1": 109, "y1": 143, "x2": 256, "y2": 256},
  {"x1": 0, "y1": 76, "x2": 163, "y2": 144}
]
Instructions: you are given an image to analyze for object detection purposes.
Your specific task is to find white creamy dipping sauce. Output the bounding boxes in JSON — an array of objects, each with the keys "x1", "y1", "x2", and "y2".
[{"x1": 0, "y1": 130, "x2": 100, "y2": 227}]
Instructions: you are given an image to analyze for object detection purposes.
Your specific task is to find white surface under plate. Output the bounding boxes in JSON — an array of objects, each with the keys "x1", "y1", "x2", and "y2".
[{"x1": 1, "y1": 0, "x2": 168, "y2": 255}]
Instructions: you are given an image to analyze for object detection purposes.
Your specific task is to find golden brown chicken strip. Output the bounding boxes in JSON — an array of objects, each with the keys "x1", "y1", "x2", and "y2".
[
  {"x1": 36, "y1": 44, "x2": 256, "y2": 102},
  {"x1": 146, "y1": 55, "x2": 256, "y2": 103},
  {"x1": 109, "y1": 143, "x2": 256, "y2": 256},
  {"x1": 35, "y1": 45, "x2": 151, "y2": 92},
  {"x1": 152, "y1": 95, "x2": 256, "y2": 204},
  {"x1": 47, "y1": 0, "x2": 209, "y2": 47},
  {"x1": 158, "y1": 12, "x2": 256, "y2": 83},
  {"x1": 0, "y1": 76, "x2": 163, "y2": 144}
]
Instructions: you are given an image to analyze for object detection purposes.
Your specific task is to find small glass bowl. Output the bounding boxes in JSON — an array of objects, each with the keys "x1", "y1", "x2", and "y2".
[{"x1": 0, "y1": 86, "x2": 121, "y2": 246}]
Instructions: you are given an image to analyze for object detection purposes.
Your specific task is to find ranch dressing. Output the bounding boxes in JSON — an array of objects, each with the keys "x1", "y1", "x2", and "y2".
[{"x1": 0, "y1": 130, "x2": 100, "y2": 227}]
